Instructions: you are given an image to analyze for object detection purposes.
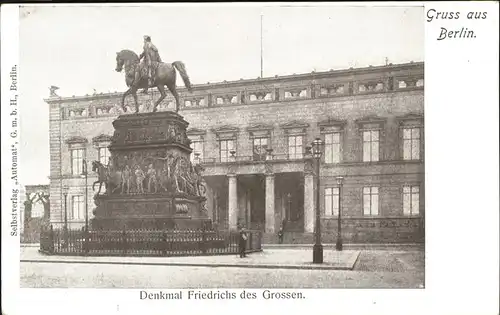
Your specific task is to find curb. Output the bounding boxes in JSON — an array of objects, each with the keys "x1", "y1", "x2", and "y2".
[
  {"x1": 263, "y1": 244, "x2": 424, "y2": 250},
  {"x1": 21, "y1": 243, "x2": 40, "y2": 247},
  {"x1": 20, "y1": 259, "x2": 354, "y2": 270}
]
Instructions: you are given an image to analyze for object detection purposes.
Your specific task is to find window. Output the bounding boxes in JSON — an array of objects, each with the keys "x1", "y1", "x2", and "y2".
[
  {"x1": 253, "y1": 137, "x2": 269, "y2": 161},
  {"x1": 324, "y1": 133, "x2": 341, "y2": 163},
  {"x1": 288, "y1": 135, "x2": 303, "y2": 159},
  {"x1": 363, "y1": 187, "x2": 379, "y2": 216},
  {"x1": 403, "y1": 185, "x2": 420, "y2": 216},
  {"x1": 190, "y1": 140, "x2": 204, "y2": 163},
  {"x1": 403, "y1": 127, "x2": 420, "y2": 160},
  {"x1": 98, "y1": 147, "x2": 110, "y2": 165},
  {"x1": 71, "y1": 195, "x2": 85, "y2": 220},
  {"x1": 324, "y1": 187, "x2": 339, "y2": 216},
  {"x1": 219, "y1": 139, "x2": 235, "y2": 163},
  {"x1": 362, "y1": 130, "x2": 379, "y2": 162},
  {"x1": 71, "y1": 148, "x2": 85, "y2": 175}
]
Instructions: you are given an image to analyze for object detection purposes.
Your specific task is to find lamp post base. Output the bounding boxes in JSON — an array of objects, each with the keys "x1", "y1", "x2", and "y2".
[
  {"x1": 336, "y1": 239, "x2": 343, "y2": 251},
  {"x1": 313, "y1": 244, "x2": 323, "y2": 263},
  {"x1": 62, "y1": 226, "x2": 68, "y2": 249}
]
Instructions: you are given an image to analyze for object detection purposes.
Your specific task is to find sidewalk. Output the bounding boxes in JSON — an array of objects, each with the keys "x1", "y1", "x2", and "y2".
[
  {"x1": 20, "y1": 246, "x2": 360, "y2": 270},
  {"x1": 263, "y1": 243, "x2": 424, "y2": 251}
]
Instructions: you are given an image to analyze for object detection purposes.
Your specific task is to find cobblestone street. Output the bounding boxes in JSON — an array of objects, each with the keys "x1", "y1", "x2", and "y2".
[{"x1": 20, "y1": 249, "x2": 424, "y2": 289}]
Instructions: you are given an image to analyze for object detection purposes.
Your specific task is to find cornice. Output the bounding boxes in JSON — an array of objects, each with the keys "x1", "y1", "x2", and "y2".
[
  {"x1": 355, "y1": 115, "x2": 386, "y2": 126},
  {"x1": 317, "y1": 118, "x2": 347, "y2": 127},
  {"x1": 186, "y1": 128, "x2": 207, "y2": 136},
  {"x1": 246, "y1": 123, "x2": 274, "y2": 132},
  {"x1": 92, "y1": 134, "x2": 113, "y2": 143},
  {"x1": 396, "y1": 113, "x2": 424, "y2": 122},
  {"x1": 212, "y1": 125, "x2": 239, "y2": 134},
  {"x1": 65, "y1": 136, "x2": 88, "y2": 144},
  {"x1": 44, "y1": 61, "x2": 424, "y2": 104}
]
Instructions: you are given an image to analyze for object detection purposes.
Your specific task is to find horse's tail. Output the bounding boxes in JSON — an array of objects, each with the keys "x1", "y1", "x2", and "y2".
[{"x1": 172, "y1": 61, "x2": 192, "y2": 92}]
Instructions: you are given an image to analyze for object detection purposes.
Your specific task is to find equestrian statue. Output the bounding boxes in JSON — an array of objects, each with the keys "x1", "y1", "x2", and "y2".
[
  {"x1": 92, "y1": 160, "x2": 125, "y2": 195},
  {"x1": 115, "y1": 35, "x2": 193, "y2": 113}
]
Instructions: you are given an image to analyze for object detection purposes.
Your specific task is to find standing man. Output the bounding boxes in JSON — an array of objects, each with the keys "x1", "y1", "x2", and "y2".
[
  {"x1": 139, "y1": 35, "x2": 162, "y2": 93},
  {"x1": 277, "y1": 225, "x2": 284, "y2": 244},
  {"x1": 239, "y1": 226, "x2": 248, "y2": 258}
]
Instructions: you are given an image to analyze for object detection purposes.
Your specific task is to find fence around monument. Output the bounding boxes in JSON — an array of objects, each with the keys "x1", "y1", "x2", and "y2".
[{"x1": 39, "y1": 225, "x2": 262, "y2": 257}]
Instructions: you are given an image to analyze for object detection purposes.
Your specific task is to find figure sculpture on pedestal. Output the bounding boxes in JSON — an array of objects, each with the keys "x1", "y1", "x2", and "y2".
[
  {"x1": 159, "y1": 164, "x2": 170, "y2": 192},
  {"x1": 135, "y1": 166, "x2": 146, "y2": 194},
  {"x1": 147, "y1": 164, "x2": 158, "y2": 193},
  {"x1": 115, "y1": 37, "x2": 193, "y2": 113},
  {"x1": 191, "y1": 163, "x2": 206, "y2": 197},
  {"x1": 173, "y1": 157, "x2": 191, "y2": 193},
  {"x1": 139, "y1": 35, "x2": 162, "y2": 94},
  {"x1": 121, "y1": 165, "x2": 132, "y2": 194},
  {"x1": 92, "y1": 160, "x2": 109, "y2": 195},
  {"x1": 92, "y1": 160, "x2": 126, "y2": 195}
]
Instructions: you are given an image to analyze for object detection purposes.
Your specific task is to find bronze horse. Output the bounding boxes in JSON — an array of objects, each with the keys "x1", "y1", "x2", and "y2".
[
  {"x1": 92, "y1": 161, "x2": 108, "y2": 194},
  {"x1": 92, "y1": 160, "x2": 123, "y2": 195},
  {"x1": 115, "y1": 49, "x2": 193, "y2": 113}
]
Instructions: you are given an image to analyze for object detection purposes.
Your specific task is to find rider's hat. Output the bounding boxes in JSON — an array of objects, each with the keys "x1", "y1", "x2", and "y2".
[{"x1": 144, "y1": 35, "x2": 151, "y2": 41}]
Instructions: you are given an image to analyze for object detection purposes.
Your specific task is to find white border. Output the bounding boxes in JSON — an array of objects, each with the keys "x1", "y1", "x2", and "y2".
[
  {"x1": 2, "y1": 2, "x2": 499, "y2": 315},
  {"x1": 1, "y1": 4, "x2": 20, "y2": 315}
]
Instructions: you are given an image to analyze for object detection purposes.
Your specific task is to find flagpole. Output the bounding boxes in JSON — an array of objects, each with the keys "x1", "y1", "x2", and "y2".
[{"x1": 260, "y1": 13, "x2": 263, "y2": 78}]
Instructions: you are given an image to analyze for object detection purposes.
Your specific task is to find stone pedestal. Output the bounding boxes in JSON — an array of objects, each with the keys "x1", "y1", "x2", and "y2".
[{"x1": 91, "y1": 112, "x2": 211, "y2": 231}]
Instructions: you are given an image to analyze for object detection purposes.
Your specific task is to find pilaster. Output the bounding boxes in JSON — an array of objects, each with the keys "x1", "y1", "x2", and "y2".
[
  {"x1": 265, "y1": 174, "x2": 276, "y2": 233},
  {"x1": 228, "y1": 174, "x2": 238, "y2": 230}
]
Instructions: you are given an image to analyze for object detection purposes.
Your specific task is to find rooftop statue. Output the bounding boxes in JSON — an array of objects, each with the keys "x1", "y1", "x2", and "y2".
[{"x1": 115, "y1": 35, "x2": 193, "y2": 113}]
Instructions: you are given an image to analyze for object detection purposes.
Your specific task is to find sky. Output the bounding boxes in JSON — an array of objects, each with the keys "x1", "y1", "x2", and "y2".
[{"x1": 18, "y1": 4, "x2": 424, "y2": 185}]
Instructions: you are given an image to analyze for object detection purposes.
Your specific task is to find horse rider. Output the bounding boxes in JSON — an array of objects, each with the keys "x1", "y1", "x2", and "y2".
[{"x1": 139, "y1": 35, "x2": 162, "y2": 93}]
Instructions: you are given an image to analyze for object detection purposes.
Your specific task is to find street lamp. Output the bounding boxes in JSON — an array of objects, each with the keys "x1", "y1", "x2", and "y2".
[
  {"x1": 287, "y1": 192, "x2": 292, "y2": 222},
  {"x1": 81, "y1": 159, "x2": 89, "y2": 232},
  {"x1": 62, "y1": 185, "x2": 69, "y2": 247},
  {"x1": 336, "y1": 176, "x2": 344, "y2": 251},
  {"x1": 311, "y1": 137, "x2": 324, "y2": 264},
  {"x1": 63, "y1": 186, "x2": 69, "y2": 229}
]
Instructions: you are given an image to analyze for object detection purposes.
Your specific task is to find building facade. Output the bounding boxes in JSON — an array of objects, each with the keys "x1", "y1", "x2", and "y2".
[{"x1": 45, "y1": 62, "x2": 424, "y2": 243}]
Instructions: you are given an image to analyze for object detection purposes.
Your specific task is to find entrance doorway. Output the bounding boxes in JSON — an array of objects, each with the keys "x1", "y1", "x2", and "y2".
[{"x1": 276, "y1": 173, "x2": 304, "y2": 232}]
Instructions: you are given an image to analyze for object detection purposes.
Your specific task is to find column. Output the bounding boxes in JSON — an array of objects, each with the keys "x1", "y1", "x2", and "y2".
[
  {"x1": 246, "y1": 190, "x2": 252, "y2": 228},
  {"x1": 205, "y1": 184, "x2": 214, "y2": 222},
  {"x1": 214, "y1": 190, "x2": 219, "y2": 223},
  {"x1": 265, "y1": 174, "x2": 275, "y2": 233},
  {"x1": 304, "y1": 173, "x2": 314, "y2": 233},
  {"x1": 228, "y1": 174, "x2": 238, "y2": 230}
]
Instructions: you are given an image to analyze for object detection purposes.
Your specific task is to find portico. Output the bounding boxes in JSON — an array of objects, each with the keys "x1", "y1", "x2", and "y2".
[{"x1": 204, "y1": 169, "x2": 311, "y2": 233}]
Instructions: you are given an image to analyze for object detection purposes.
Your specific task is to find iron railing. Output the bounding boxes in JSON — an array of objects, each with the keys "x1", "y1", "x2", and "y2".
[{"x1": 39, "y1": 225, "x2": 262, "y2": 257}]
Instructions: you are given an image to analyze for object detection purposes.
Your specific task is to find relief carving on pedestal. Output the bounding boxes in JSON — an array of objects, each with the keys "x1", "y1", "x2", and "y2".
[
  {"x1": 113, "y1": 122, "x2": 190, "y2": 147},
  {"x1": 93, "y1": 149, "x2": 206, "y2": 198}
]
